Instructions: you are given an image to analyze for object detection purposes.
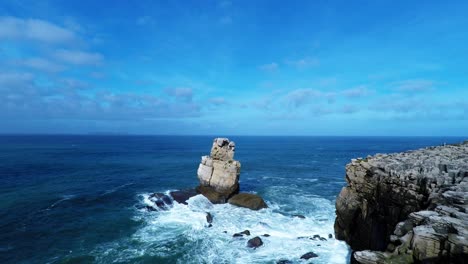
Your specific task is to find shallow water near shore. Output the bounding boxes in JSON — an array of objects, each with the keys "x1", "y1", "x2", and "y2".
[{"x1": 0, "y1": 135, "x2": 464, "y2": 263}]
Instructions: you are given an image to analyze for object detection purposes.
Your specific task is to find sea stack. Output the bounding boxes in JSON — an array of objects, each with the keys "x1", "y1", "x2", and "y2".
[
  {"x1": 196, "y1": 138, "x2": 241, "y2": 203},
  {"x1": 334, "y1": 141, "x2": 468, "y2": 263}
]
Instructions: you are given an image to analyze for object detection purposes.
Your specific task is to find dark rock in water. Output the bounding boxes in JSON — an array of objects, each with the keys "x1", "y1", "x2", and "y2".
[
  {"x1": 144, "y1": 205, "x2": 157, "y2": 212},
  {"x1": 292, "y1": 214, "x2": 306, "y2": 219},
  {"x1": 297, "y1": 236, "x2": 308, "y2": 240},
  {"x1": 262, "y1": 234, "x2": 270, "y2": 237},
  {"x1": 228, "y1": 193, "x2": 268, "y2": 210},
  {"x1": 169, "y1": 189, "x2": 198, "y2": 205},
  {"x1": 208, "y1": 224, "x2": 212, "y2": 228},
  {"x1": 335, "y1": 141, "x2": 468, "y2": 263},
  {"x1": 233, "y1": 230, "x2": 250, "y2": 237},
  {"x1": 247, "y1": 236, "x2": 263, "y2": 249},
  {"x1": 311, "y1": 234, "x2": 327, "y2": 241},
  {"x1": 206, "y1": 212, "x2": 213, "y2": 224},
  {"x1": 148, "y1": 192, "x2": 173, "y2": 209},
  {"x1": 155, "y1": 200, "x2": 165, "y2": 208},
  {"x1": 328, "y1": 233, "x2": 333, "y2": 239},
  {"x1": 223, "y1": 231, "x2": 227, "y2": 233},
  {"x1": 300, "y1": 252, "x2": 318, "y2": 260},
  {"x1": 196, "y1": 185, "x2": 232, "y2": 204},
  {"x1": 276, "y1": 259, "x2": 292, "y2": 264}
]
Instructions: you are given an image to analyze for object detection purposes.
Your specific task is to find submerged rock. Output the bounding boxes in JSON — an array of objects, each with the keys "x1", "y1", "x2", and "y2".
[
  {"x1": 300, "y1": 252, "x2": 318, "y2": 260},
  {"x1": 292, "y1": 214, "x2": 305, "y2": 219},
  {"x1": 276, "y1": 259, "x2": 293, "y2": 264},
  {"x1": 206, "y1": 212, "x2": 213, "y2": 224},
  {"x1": 247, "y1": 236, "x2": 263, "y2": 248},
  {"x1": 233, "y1": 230, "x2": 250, "y2": 237},
  {"x1": 169, "y1": 189, "x2": 198, "y2": 205},
  {"x1": 228, "y1": 193, "x2": 268, "y2": 210},
  {"x1": 335, "y1": 141, "x2": 468, "y2": 263},
  {"x1": 148, "y1": 192, "x2": 173, "y2": 209}
]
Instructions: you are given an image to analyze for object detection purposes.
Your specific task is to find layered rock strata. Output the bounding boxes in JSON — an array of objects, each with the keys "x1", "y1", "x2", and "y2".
[
  {"x1": 197, "y1": 138, "x2": 241, "y2": 203},
  {"x1": 335, "y1": 141, "x2": 468, "y2": 263}
]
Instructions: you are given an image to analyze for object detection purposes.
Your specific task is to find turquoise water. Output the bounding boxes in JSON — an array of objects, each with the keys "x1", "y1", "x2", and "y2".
[{"x1": 0, "y1": 136, "x2": 464, "y2": 263}]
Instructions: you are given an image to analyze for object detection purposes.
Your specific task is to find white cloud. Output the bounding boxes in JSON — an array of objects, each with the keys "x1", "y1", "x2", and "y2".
[
  {"x1": 164, "y1": 87, "x2": 193, "y2": 102},
  {"x1": 209, "y1": 97, "x2": 228, "y2": 105},
  {"x1": 342, "y1": 86, "x2": 372, "y2": 98},
  {"x1": 286, "y1": 57, "x2": 319, "y2": 69},
  {"x1": 219, "y1": 0, "x2": 232, "y2": 8},
  {"x1": 259, "y1": 62, "x2": 279, "y2": 72},
  {"x1": 0, "y1": 16, "x2": 76, "y2": 43},
  {"x1": 220, "y1": 16, "x2": 232, "y2": 25},
  {"x1": 14, "y1": 57, "x2": 65, "y2": 72},
  {"x1": 136, "y1": 16, "x2": 156, "y2": 26},
  {"x1": 54, "y1": 49, "x2": 103, "y2": 65},
  {"x1": 394, "y1": 79, "x2": 434, "y2": 92},
  {"x1": 284, "y1": 89, "x2": 322, "y2": 107}
]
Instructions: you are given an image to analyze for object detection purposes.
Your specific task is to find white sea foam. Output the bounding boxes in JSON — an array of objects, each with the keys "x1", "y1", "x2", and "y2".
[
  {"x1": 46, "y1": 194, "x2": 77, "y2": 210},
  {"x1": 93, "y1": 193, "x2": 349, "y2": 263}
]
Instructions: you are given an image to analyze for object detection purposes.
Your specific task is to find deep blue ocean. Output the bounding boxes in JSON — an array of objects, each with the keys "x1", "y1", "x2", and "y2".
[{"x1": 0, "y1": 135, "x2": 465, "y2": 264}]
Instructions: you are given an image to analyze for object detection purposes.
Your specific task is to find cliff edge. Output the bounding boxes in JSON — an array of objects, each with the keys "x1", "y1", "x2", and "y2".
[{"x1": 335, "y1": 141, "x2": 468, "y2": 263}]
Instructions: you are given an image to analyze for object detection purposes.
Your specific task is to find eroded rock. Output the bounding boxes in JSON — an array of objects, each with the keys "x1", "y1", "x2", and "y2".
[
  {"x1": 335, "y1": 141, "x2": 468, "y2": 263},
  {"x1": 197, "y1": 138, "x2": 241, "y2": 202}
]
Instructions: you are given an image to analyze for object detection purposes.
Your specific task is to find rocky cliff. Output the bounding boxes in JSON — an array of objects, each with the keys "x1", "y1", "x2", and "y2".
[{"x1": 335, "y1": 141, "x2": 468, "y2": 264}]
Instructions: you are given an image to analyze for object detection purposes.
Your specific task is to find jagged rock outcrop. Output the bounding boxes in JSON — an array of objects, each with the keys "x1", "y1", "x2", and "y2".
[
  {"x1": 335, "y1": 141, "x2": 468, "y2": 263},
  {"x1": 197, "y1": 138, "x2": 241, "y2": 203}
]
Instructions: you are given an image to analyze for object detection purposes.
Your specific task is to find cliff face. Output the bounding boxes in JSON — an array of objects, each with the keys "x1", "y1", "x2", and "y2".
[{"x1": 335, "y1": 142, "x2": 468, "y2": 263}]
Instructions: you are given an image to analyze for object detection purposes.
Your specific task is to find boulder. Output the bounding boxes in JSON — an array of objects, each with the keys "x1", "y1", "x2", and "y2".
[
  {"x1": 247, "y1": 236, "x2": 263, "y2": 249},
  {"x1": 197, "y1": 185, "x2": 233, "y2": 204},
  {"x1": 228, "y1": 193, "x2": 268, "y2": 210},
  {"x1": 169, "y1": 189, "x2": 198, "y2": 204}
]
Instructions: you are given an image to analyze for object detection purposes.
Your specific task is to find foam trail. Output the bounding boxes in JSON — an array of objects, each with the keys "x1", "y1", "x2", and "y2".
[{"x1": 94, "y1": 193, "x2": 349, "y2": 263}]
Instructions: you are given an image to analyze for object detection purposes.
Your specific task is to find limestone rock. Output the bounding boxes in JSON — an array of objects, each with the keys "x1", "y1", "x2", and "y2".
[
  {"x1": 210, "y1": 138, "x2": 235, "y2": 161},
  {"x1": 197, "y1": 138, "x2": 240, "y2": 200},
  {"x1": 228, "y1": 193, "x2": 268, "y2": 210},
  {"x1": 334, "y1": 141, "x2": 468, "y2": 263}
]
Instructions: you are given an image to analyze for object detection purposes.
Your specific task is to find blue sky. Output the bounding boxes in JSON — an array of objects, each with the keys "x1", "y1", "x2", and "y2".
[{"x1": 0, "y1": 0, "x2": 467, "y2": 136}]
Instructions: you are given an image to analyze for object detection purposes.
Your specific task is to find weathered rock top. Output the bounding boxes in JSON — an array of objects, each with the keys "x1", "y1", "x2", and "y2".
[
  {"x1": 210, "y1": 137, "x2": 236, "y2": 161},
  {"x1": 335, "y1": 141, "x2": 468, "y2": 263}
]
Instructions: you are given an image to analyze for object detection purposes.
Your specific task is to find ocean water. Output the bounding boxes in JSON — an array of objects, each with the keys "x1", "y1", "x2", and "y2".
[{"x1": 0, "y1": 135, "x2": 465, "y2": 264}]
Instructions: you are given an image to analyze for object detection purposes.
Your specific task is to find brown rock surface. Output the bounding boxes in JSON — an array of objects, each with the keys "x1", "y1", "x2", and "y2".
[{"x1": 228, "y1": 193, "x2": 268, "y2": 210}]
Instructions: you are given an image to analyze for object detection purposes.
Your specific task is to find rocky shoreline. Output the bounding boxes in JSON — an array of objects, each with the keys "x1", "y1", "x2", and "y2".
[
  {"x1": 142, "y1": 138, "x2": 328, "y2": 262},
  {"x1": 335, "y1": 141, "x2": 468, "y2": 263}
]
